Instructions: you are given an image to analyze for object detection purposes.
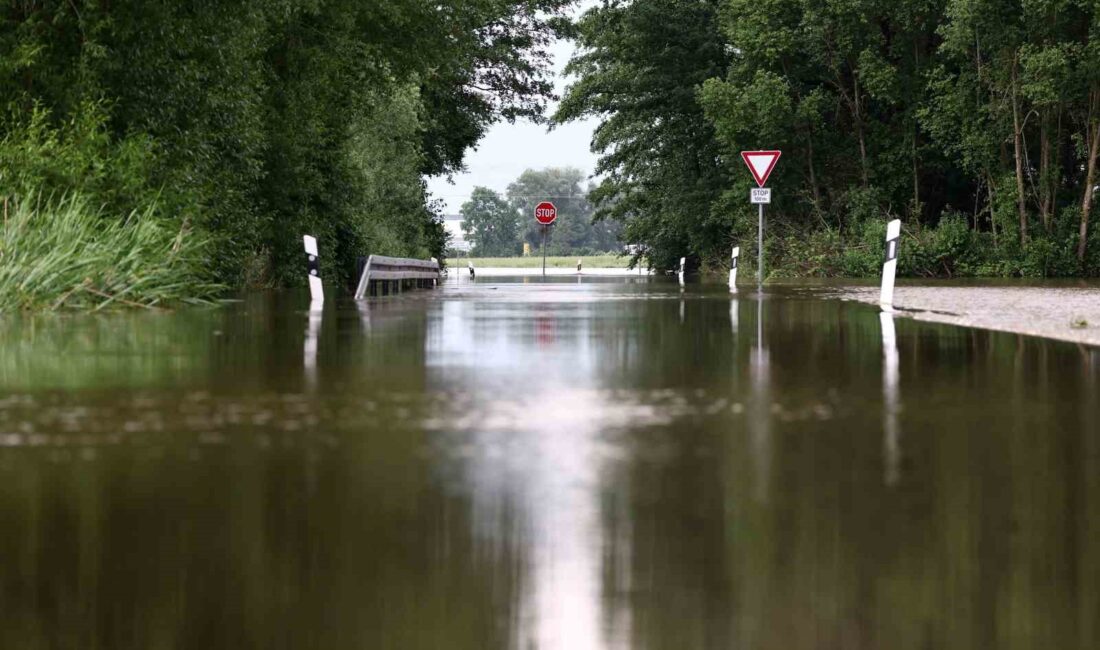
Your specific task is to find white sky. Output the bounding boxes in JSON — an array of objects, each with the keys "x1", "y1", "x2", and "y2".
[{"x1": 427, "y1": 11, "x2": 600, "y2": 214}]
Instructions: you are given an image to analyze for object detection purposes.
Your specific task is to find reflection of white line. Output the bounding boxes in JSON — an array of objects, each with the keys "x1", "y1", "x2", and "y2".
[
  {"x1": 881, "y1": 311, "x2": 900, "y2": 486},
  {"x1": 428, "y1": 296, "x2": 626, "y2": 648}
]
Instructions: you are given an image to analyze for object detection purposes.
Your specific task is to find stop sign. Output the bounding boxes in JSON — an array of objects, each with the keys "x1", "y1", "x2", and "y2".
[{"x1": 534, "y1": 201, "x2": 557, "y2": 226}]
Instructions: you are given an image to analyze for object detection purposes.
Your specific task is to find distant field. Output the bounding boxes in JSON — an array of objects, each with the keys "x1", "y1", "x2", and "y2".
[{"x1": 461, "y1": 254, "x2": 630, "y2": 269}]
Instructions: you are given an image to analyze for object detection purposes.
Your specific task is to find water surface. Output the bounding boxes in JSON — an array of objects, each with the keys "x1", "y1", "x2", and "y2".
[{"x1": 1, "y1": 278, "x2": 1098, "y2": 649}]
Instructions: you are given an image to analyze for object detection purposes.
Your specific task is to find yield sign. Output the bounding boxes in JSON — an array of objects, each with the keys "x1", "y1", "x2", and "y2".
[{"x1": 740, "y1": 151, "x2": 781, "y2": 187}]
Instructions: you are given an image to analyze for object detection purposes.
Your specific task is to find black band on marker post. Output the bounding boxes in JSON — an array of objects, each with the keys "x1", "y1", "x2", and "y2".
[
  {"x1": 306, "y1": 253, "x2": 320, "y2": 277},
  {"x1": 731, "y1": 256, "x2": 738, "y2": 269},
  {"x1": 884, "y1": 237, "x2": 899, "y2": 263}
]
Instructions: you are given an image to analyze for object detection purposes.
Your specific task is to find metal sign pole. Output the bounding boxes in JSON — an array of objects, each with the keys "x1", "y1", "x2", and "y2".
[
  {"x1": 541, "y1": 225, "x2": 547, "y2": 278},
  {"x1": 758, "y1": 203, "x2": 764, "y2": 285},
  {"x1": 741, "y1": 151, "x2": 780, "y2": 286}
]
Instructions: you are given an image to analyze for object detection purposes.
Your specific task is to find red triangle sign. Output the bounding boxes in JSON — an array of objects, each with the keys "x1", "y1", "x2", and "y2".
[{"x1": 740, "y1": 150, "x2": 781, "y2": 187}]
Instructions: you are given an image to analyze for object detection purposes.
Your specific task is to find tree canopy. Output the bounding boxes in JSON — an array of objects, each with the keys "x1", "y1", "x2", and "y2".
[
  {"x1": 508, "y1": 167, "x2": 621, "y2": 255},
  {"x1": 461, "y1": 188, "x2": 522, "y2": 257},
  {"x1": 558, "y1": 0, "x2": 1100, "y2": 277},
  {"x1": 0, "y1": 0, "x2": 572, "y2": 288}
]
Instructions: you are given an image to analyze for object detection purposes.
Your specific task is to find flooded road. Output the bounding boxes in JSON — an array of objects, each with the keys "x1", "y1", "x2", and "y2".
[{"x1": 1, "y1": 278, "x2": 1098, "y2": 649}]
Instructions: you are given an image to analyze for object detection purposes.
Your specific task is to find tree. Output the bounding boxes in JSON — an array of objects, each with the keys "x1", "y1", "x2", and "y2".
[
  {"x1": 506, "y1": 167, "x2": 621, "y2": 255},
  {"x1": 461, "y1": 187, "x2": 522, "y2": 256},
  {"x1": 0, "y1": 0, "x2": 572, "y2": 289},
  {"x1": 555, "y1": 0, "x2": 731, "y2": 270}
]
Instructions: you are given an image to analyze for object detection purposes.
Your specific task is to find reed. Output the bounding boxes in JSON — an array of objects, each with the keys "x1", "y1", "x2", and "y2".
[{"x1": 0, "y1": 193, "x2": 222, "y2": 311}]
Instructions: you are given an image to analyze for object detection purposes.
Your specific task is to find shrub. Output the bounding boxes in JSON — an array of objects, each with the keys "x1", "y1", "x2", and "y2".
[
  {"x1": 0, "y1": 102, "x2": 175, "y2": 220},
  {"x1": 0, "y1": 193, "x2": 221, "y2": 311}
]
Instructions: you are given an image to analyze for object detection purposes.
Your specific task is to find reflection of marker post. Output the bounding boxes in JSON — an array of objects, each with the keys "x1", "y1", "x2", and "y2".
[
  {"x1": 729, "y1": 246, "x2": 740, "y2": 291},
  {"x1": 303, "y1": 235, "x2": 324, "y2": 304},
  {"x1": 881, "y1": 311, "x2": 900, "y2": 486},
  {"x1": 880, "y1": 219, "x2": 901, "y2": 307}
]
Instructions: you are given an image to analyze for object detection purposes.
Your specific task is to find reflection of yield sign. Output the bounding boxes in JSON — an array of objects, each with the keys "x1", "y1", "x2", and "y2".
[
  {"x1": 534, "y1": 201, "x2": 557, "y2": 225},
  {"x1": 740, "y1": 151, "x2": 782, "y2": 187}
]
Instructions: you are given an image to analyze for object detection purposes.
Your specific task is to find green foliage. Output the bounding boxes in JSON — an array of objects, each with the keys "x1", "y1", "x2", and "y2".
[
  {"x1": 0, "y1": 102, "x2": 167, "y2": 217},
  {"x1": 507, "y1": 167, "x2": 620, "y2": 255},
  {"x1": 0, "y1": 193, "x2": 219, "y2": 311},
  {"x1": 560, "y1": 0, "x2": 1100, "y2": 277},
  {"x1": 0, "y1": 101, "x2": 217, "y2": 309},
  {"x1": 461, "y1": 187, "x2": 522, "y2": 257},
  {"x1": 556, "y1": 0, "x2": 731, "y2": 271},
  {"x1": 0, "y1": 0, "x2": 569, "y2": 302}
]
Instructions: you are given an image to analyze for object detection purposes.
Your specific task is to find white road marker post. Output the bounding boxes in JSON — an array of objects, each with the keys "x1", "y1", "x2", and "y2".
[
  {"x1": 678, "y1": 257, "x2": 686, "y2": 288},
  {"x1": 302, "y1": 234, "x2": 323, "y2": 382},
  {"x1": 880, "y1": 219, "x2": 901, "y2": 308},
  {"x1": 303, "y1": 235, "x2": 324, "y2": 305},
  {"x1": 468, "y1": 260, "x2": 475, "y2": 280},
  {"x1": 729, "y1": 246, "x2": 740, "y2": 292}
]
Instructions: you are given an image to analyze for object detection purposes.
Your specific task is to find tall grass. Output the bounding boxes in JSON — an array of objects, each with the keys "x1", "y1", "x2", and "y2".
[{"x1": 0, "y1": 193, "x2": 222, "y2": 310}]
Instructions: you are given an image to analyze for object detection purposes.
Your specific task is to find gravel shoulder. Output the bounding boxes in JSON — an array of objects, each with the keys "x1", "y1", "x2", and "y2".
[{"x1": 843, "y1": 286, "x2": 1100, "y2": 347}]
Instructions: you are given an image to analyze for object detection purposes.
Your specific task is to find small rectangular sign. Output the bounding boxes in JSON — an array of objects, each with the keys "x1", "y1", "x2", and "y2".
[{"x1": 750, "y1": 188, "x2": 771, "y2": 204}]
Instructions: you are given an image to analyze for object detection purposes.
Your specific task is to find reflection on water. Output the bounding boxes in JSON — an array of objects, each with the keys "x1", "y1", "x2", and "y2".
[
  {"x1": 1, "y1": 282, "x2": 1099, "y2": 649},
  {"x1": 881, "y1": 311, "x2": 900, "y2": 486}
]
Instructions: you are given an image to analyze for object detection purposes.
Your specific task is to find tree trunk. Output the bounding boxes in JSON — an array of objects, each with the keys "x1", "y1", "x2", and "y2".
[
  {"x1": 912, "y1": 125, "x2": 921, "y2": 220},
  {"x1": 1078, "y1": 86, "x2": 1100, "y2": 262},
  {"x1": 1040, "y1": 115, "x2": 1051, "y2": 232},
  {"x1": 805, "y1": 132, "x2": 823, "y2": 219},
  {"x1": 853, "y1": 75, "x2": 869, "y2": 187},
  {"x1": 1054, "y1": 103, "x2": 1064, "y2": 222},
  {"x1": 1011, "y1": 56, "x2": 1028, "y2": 246},
  {"x1": 987, "y1": 171, "x2": 998, "y2": 247}
]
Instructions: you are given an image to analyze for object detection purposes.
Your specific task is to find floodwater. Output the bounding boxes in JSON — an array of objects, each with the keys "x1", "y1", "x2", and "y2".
[{"x1": 1, "y1": 277, "x2": 1098, "y2": 650}]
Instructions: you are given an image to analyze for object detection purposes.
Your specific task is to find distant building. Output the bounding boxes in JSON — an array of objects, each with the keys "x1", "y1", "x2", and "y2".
[{"x1": 443, "y1": 214, "x2": 471, "y2": 253}]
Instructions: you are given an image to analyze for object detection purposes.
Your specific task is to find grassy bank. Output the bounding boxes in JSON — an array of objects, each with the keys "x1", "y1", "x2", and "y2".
[
  {"x1": 0, "y1": 194, "x2": 221, "y2": 311},
  {"x1": 462, "y1": 254, "x2": 629, "y2": 268}
]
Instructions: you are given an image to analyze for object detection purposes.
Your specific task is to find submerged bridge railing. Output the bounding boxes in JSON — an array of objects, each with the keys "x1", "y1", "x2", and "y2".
[{"x1": 353, "y1": 255, "x2": 440, "y2": 299}]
